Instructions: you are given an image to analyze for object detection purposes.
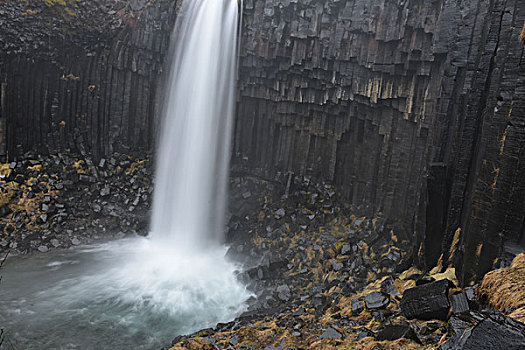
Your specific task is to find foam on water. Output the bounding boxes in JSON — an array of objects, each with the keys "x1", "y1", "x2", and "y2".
[{"x1": 1, "y1": 238, "x2": 249, "y2": 349}]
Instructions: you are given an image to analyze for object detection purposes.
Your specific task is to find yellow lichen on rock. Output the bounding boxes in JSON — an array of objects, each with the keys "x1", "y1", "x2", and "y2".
[
  {"x1": 430, "y1": 266, "x2": 459, "y2": 287},
  {"x1": 125, "y1": 159, "x2": 148, "y2": 175},
  {"x1": 0, "y1": 163, "x2": 12, "y2": 179}
]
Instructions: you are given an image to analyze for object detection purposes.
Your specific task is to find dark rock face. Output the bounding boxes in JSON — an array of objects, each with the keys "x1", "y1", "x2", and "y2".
[
  {"x1": 375, "y1": 325, "x2": 420, "y2": 343},
  {"x1": 1, "y1": 0, "x2": 525, "y2": 283},
  {"x1": 400, "y1": 279, "x2": 451, "y2": 321},
  {"x1": 234, "y1": 0, "x2": 525, "y2": 284},
  {"x1": 0, "y1": 0, "x2": 179, "y2": 160},
  {"x1": 442, "y1": 315, "x2": 525, "y2": 350}
]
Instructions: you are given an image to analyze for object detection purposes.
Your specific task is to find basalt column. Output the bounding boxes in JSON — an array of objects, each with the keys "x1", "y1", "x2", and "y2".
[
  {"x1": 1, "y1": 0, "x2": 524, "y2": 284},
  {"x1": 233, "y1": 0, "x2": 525, "y2": 284},
  {"x1": 0, "y1": 0, "x2": 180, "y2": 160}
]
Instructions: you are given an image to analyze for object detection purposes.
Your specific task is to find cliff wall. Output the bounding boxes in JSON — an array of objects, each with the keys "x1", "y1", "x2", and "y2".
[
  {"x1": 0, "y1": 0, "x2": 178, "y2": 159},
  {"x1": 233, "y1": 0, "x2": 525, "y2": 282},
  {"x1": 1, "y1": 0, "x2": 524, "y2": 283}
]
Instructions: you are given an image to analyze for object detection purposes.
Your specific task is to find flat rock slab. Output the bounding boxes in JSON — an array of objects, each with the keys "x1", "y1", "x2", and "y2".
[
  {"x1": 400, "y1": 279, "x2": 451, "y2": 321},
  {"x1": 365, "y1": 291, "x2": 390, "y2": 310},
  {"x1": 375, "y1": 324, "x2": 420, "y2": 343},
  {"x1": 442, "y1": 315, "x2": 525, "y2": 350},
  {"x1": 319, "y1": 327, "x2": 343, "y2": 340}
]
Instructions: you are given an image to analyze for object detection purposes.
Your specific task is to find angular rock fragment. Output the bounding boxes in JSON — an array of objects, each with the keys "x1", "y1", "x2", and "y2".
[
  {"x1": 400, "y1": 279, "x2": 451, "y2": 321},
  {"x1": 332, "y1": 260, "x2": 343, "y2": 271},
  {"x1": 380, "y1": 276, "x2": 398, "y2": 296},
  {"x1": 351, "y1": 298, "x2": 364, "y2": 315},
  {"x1": 365, "y1": 291, "x2": 390, "y2": 310},
  {"x1": 319, "y1": 327, "x2": 343, "y2": 340},
  {"x1": 451, "y1": 293, "x2": 469, "y2": 314},
  {"x1": 441, "y1": 315, "x2": 525, "y2": 350},
  {"x1": 340, "y1": 244, "x2": 351, "y2": 255},
  {"x1": 375, "y1": 324, "x2": 420, "y2": 343},
  {"x1": 354, "y1": 328, "x2": 374, "y2": 341},
  {"x1": 464, "y1": 286, "x2": 477, "y2": 302},
  {"x1": 229, "y1": 334, "x2": 238, "y2": 346},
  {"x1": 100, "y1": 186, "x2": 111, "y2": 197},
  {"x1": 274, "y1": 208, "x2": 285, "y2": 219}
]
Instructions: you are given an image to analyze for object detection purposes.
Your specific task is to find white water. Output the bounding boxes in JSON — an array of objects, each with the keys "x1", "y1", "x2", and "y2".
[
  {"x1": 151, "y1": 0, "x2": 239, "y2": 248},
  {"x1": 0, "y1": 1, "x2": 250, "y2": 348}
]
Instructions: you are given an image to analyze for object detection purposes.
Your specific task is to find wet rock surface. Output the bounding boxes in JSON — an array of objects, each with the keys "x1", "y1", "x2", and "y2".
[
  {"x1": 166, "y1": 174, "x2": 524, "y2": 350},
  {"x1": 0, "y1": 0, "x2": 524, "y2": 287},
  {"x1": 401, "y1": 279, "x2": 452, "y2": 321},
  {"x1": 0, "y1": 151, "x2": 153, "y2": 254},
  {"x1": 0, "y1": 156, "x2": 522, "y2": 349}
]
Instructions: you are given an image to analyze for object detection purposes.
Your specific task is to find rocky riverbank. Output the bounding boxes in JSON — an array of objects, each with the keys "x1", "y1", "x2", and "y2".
[
  {"x1": 0, "y1": 154, "x2": 524, "y2": 349},
  {"x1": 0, "y1": 151, "x2": 152, "y2": 255},
  {"x1": 172, "y1": 174, "x2": 525, "y2": 350}
]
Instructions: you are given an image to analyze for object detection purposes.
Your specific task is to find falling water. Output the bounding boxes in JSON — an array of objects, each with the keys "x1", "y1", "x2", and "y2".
[
  {"x1": 151, "y1": 0, "x2": 239, "y2": 248},
  {"x1": 0, "y1": 1, "x2": 250, "y2": 348}
]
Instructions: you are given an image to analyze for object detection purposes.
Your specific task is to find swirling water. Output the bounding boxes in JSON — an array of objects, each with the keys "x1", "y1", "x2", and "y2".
[{"x1": 0, "y1": 238, "x2": 248, "y2": 349}]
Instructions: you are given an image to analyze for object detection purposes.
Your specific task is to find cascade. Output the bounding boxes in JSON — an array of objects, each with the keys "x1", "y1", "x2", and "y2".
[
  {"x1": 0, "y1": 1, "x2": 249, "y2": 348},
  {"x1": 151, "y1": 0, "x2": 239, "y2": 248}
]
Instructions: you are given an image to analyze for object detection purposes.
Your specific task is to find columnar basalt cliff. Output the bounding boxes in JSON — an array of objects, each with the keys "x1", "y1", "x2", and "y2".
[
  {"x1": 233, "y1": 0, "x2": 525, "y2": 283},
  {"x1": 0, "y1": 0, "x2": 179, "y2": 159},
  {"x1": 0, "y1": 0, "x2": 524, "y2": 284}
]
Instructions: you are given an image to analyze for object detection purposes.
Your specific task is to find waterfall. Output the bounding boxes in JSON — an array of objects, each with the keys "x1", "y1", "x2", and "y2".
[
  {"x1": 0, "y1": 1, "x2": 249, "y2": 347},
  {"x1": 151, "y1": 0, "x2": 239, "y2": 248}
]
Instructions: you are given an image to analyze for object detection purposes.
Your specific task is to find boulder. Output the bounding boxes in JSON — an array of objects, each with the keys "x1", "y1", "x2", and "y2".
[
  {"x1": 441, "y1": 315, "x2": 525, "y2": 350},
  {"x1": 277, "y1": 284, "x2": 291, "y2": 302},
  {"x1": 400, "y1": 279, "x2": 451, "y2": 321}
]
